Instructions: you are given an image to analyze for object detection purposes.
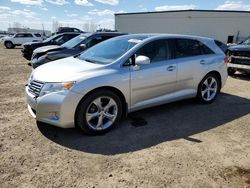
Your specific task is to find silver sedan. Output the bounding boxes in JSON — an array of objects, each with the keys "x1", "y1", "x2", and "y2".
[{"x1": 26, "y1": 34, "x2": 228, "y2": 135}]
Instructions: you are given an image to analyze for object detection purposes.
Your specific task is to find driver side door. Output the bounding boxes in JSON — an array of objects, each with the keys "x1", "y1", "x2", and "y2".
[{"x1": 130, "y1": 39, "x2": 177, "y2": 109}]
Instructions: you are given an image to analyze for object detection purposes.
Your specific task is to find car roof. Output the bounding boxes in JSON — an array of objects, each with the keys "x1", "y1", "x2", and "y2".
[
  {"x1": 122, "y1": 33, "x2": 214, "y2": 41},
  {"x1": 56, "y1": 32, "x2": 82, "y2": 36}
]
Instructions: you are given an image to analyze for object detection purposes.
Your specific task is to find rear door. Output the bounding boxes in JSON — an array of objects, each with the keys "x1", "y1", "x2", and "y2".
[
  {"x1": 130, "y1": 39, "x2": 177, "y2": 106},
  {"x1": 174, "y1": 38, "x2": 215, "y2": 92}
]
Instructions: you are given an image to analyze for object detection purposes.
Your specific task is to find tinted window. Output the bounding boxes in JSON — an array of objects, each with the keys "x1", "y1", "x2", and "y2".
[
  {"x1": 15, "y1": 34, "x2": 25, "y2": 37},
  {"x1": 34, "y1": 33, "x2": 41, "y2": 37},
  {"x1": 199, "y1": 42, "x2": 214, "y2": 54},
  {"x1": 136, "y1": 40, "x2": 171, "y2": 63},
  {"x1": 175, "y1": 39, "x2": 202, "y2": 58},
  {"x1": 24, "y1": 33, "x2": 33, "y2": 37}
]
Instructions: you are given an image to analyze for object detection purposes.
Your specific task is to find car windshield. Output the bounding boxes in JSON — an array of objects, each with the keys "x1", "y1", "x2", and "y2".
[
  {"x1": 61, "y1": 34, "x2": 90, "y2": 48},
  {"x1": 43, "y1": 35, "x2": 59, "y2": 42},
  {"x1": 79, "y1": 35, "x2": 148, "y2": 64},
  {"x1": 243, "y1": 39, "x2": 250, "y2": 45}
]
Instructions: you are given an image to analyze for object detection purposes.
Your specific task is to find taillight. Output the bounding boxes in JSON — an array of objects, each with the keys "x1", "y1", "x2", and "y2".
[{"x1": 224, "y1": 56, "x2": 230, "y2": 63}]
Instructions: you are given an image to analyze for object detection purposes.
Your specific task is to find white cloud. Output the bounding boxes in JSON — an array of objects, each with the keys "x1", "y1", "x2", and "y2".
[
  {"x1": 215, "y1": 1, "x2": 250, "y2": 11},
  {"x1": 45, "y1": 0, "x2": 69, "y2": 5},
  {"x1": 88, "y1": 9, "x2": 114, "y2": 16},
  {"x1": 67, "y1": 13, "x2": 78, "y2": 17},
  {"x1": 10, "y1": 0, "x2": 43, "y2": 6},
  {"x1": 0, "y1": 6, "x2": 11, "y2": 11},
  {"x1": 97, "y1": 18, "x2": 114, "y2": 29},
  {"x1": 51, "y1": 16, "x2": 56, "y2": 19},
  {"x1": 74, "y1": 0, "x2": 93, "y2": 6},
  {"x1": 94, "y1": 0, "x2": 119, "y2": 6},
  {"x1": 155, "y1": 4, "x2": 197, "y2": 11},
  {"x1": 12, "y1": 9, "x2": 37, "y2": 18}
]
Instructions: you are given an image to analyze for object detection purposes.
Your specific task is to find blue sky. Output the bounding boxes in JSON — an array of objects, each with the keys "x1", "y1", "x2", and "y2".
[{"x1": 1, "y1": 0, "x2": 250, "y2": 31}]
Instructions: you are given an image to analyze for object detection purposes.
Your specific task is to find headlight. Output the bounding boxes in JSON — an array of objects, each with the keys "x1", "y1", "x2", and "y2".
[{"x1": 39, "y1": 82, "x2": 75, "y2": 97}]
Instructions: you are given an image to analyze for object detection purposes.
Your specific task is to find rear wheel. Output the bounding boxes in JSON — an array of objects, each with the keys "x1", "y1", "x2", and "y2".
[
  {"x1": 76, "y1": 90, "x2": 122, "y2": 135},
  {"x1": 4, "y1": 41, "x2": 15, "y2": 49},
  {"x1": 197, "y1": 73, "x2": 221, "y2": 104},
  {"x1": 228, "y1": 68, "x2": 236, "y2": 76}
]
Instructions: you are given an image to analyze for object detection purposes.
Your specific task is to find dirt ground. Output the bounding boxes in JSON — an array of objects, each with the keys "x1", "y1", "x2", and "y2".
[{"x1": 0, "y1": 47, "x2": 249, "y2": 188}]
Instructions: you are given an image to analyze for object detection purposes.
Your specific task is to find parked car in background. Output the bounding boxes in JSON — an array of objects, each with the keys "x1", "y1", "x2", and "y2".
[
  {"x1": 52, "y1": 27, "x2": 84, "y2": 35},
  {"x1": 227, "y1": 38, "x2": 250, "y2": 75},
  {"x1": 26, "y1": 34, "x2": 228, "y2": 135},
  {"x1": 22, "y1": 32, "x2": 80, "y2": 60},
  {"x1": 30, "y1": 32, "x2": 126, "y2": 68},
  {"x1": 1, "y1": 32, "x2": 43, "y2": 49}
]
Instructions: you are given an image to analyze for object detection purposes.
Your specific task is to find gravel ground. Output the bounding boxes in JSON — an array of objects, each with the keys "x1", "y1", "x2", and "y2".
[{"x1": 0, "y1": 47, "x2": 249, "y2": 188}]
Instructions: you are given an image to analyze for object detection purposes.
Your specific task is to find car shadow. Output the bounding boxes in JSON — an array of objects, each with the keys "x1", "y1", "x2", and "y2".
[{"x1": 38, "y1": 93, "x2": 250, "y2": 155}]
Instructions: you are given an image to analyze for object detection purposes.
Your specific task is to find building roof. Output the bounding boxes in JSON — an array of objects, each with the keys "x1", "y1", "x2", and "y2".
[{"x1": 115, "y1": 9, "x2": 250, "y2": 16}]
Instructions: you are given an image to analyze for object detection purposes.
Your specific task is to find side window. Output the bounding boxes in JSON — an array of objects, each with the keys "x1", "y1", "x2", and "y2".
[
  {"x1": 24, "y1": 33, "x2": 33, "y2": 37},
  {"x1": 175, "y1": 39, "x2": 202, "y2": 58},
  {"x1": 136, "y1": 40, "x2": 171, "y2": 63},
  {"x1": 34, "y1": 33, "x2": 41, "y2": 37},
  {"x1": 15, "y1": 34, "x2": 24, "y2": 37},
  {"x1": 74, "y1": 29, "x2": 80, "y2": 32}
]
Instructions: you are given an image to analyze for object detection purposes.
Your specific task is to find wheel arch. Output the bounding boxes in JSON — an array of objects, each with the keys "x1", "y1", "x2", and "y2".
[
  {"x1": 199, "y1": 70, "x2": 222, "y2": 92},
  {"x1": 4, "y1": 40, "x2": 13, "y2": 45},
  {"x1": 74, "y1": 86, "x2": 128, "y2": 127}
]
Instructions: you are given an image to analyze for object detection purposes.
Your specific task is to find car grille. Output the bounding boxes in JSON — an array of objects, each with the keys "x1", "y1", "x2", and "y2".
[
  {"x1": 28, "y1": 80, "x2": 44, "y2": 97},
  {"x1": 231, "y1": 57, "x2": 250, "y2": 65},
  {"x1": 230, "y1": 51, "x2": 250, "y2": 58}
]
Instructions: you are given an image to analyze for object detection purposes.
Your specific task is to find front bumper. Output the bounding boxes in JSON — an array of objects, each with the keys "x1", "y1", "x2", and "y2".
[
  {"x1": 228, "y1": 62, "x2": 250, "y2": 70},
  {"x1": 25, "y1": 86, "x2": 84, "y2": 128},
  {"x1": 21, "y1": 49, "x2": 33, "y2": 60},
  {"x1": 31, "y1": 56, "x2": 50, "y2": 69}
]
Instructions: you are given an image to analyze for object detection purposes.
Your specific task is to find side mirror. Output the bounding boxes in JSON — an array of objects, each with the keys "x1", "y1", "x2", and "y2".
[
  {"x1": 80, "y1": 44, "x2": 87, "y2": 51},
  {"x1": 135, "y1": 55, "x2": 150, "y2": 65}
]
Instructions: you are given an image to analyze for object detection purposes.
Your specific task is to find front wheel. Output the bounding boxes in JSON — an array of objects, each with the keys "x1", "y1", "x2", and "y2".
[
  {"x1": 76, "y1": 90, "x2": 123, "y2": 135},
  {"x1": 4, "y1": 41, "x2": 15, "y2": 49},
  {"x1": 197, "y1": 74, "x2": 221, "y2": 104}
]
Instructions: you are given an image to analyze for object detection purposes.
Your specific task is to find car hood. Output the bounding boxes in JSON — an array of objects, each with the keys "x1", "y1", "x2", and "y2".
[
  {"x1": 228, "y1": 44, "x2": 250, "y2": 51},
  {"x1": 1, "y1": 36, "x2": 13, "y2": 40},
  {"x1": 32, "y1": 56, "x2": 110, "y2": 82},
  {"x1": 33, "y1": 45, "x2": 62, "y2": 54}
]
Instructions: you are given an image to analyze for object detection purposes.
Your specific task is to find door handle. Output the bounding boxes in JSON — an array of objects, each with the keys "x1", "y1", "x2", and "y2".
[
  {"x1": 167, "y1": 65, "x2": 176, "y2": 71},
  {"x1": 200, "y1": 60, "x2": 206, "y2": 65}
]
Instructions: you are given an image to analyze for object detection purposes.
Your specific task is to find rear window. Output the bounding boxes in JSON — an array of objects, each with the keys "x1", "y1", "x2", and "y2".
[
  {"x1": 175, "y1": 39, "x2": 214, "y2": 58},
  {"x1": 215, "y1": 40, "x2": 223, "y2": 46},
  {"x1": 176, "y1": 39, "x2": 202, "y2": 58}
]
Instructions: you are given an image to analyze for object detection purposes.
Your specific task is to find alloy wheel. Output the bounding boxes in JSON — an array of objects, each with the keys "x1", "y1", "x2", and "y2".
[
  {"x1": 85, "y1": 96, "x2": 118, "y2": 130},
  {"x1": 201, "y1": 77, "x2": 218, "y2": 101}
]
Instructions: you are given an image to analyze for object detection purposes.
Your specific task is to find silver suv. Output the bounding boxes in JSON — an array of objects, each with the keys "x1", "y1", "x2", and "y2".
[{"x1": 26, "y1": 34, "x2": 228, "y2": 135}]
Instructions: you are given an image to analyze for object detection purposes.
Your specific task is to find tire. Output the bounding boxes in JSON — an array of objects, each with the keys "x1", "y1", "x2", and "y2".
[
  {"x1": 76, "y1": 89, "x2": 123, "y2": 135},
  {"x1": 196, "y1": 73, "x2": 221, "y2": 104},
  {"x1": 4, "y1": 41, "x2": 15, "y2": 49},
  {"x1": 228, "y1": 68, "x2": 236, "y2": 76}
]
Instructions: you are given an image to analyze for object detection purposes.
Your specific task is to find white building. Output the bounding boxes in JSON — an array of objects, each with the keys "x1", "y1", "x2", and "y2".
[{"x1": 115, "y1": 10, "x2": 250, "y2": 43}]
